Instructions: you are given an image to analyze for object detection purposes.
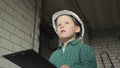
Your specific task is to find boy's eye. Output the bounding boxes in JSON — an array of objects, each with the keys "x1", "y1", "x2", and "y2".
[
  {"x1": 57, "y1": 24, "x2": 61, "y2": 27},
  {"x1": 65, "y1": 22, "x2": 69, "y2": 24}
]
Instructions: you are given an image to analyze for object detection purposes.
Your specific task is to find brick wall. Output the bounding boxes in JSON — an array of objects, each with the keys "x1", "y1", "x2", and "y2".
[
  {"x1": 91, "y1": 31, "x2": 120, "y2": 68},
  {"x1": 0, "y1": 0, "x2": 41, "y2": 68}
]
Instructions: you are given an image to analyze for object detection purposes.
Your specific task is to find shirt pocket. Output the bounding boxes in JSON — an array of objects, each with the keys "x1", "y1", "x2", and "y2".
[{"x1": 66, "y1": 52, "x2": 80, "y2": 65}]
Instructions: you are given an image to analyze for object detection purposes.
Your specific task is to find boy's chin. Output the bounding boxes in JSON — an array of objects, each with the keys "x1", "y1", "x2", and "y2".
[{"x1": 59, "y1": 36, "x2": 69, "y2": 39}]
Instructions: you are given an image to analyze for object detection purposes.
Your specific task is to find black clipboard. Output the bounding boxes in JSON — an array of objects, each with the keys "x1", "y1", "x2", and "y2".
[{"x1": 3, "y1": 49, "x2": 56, "y2": 68}]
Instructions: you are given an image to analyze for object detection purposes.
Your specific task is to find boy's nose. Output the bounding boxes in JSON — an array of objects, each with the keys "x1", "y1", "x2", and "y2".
[{"x1": 60, "y1": 24, "x2": 64, "y2": 29}]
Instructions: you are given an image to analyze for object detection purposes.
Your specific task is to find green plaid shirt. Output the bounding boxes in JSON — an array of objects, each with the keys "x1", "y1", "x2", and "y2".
[{"x1": 49, "y1": 39, "x2": 97, "y2": 68}]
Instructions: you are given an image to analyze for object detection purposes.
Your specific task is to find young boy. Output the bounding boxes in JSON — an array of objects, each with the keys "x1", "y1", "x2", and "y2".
[{"x1": 49, "y1": 10, "x2": 97, "y2": 68}]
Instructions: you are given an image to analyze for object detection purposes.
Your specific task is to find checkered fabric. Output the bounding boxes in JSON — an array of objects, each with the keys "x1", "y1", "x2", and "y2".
[{"x1": 49, "y1": 39, "x2": 97, "y2": 68}]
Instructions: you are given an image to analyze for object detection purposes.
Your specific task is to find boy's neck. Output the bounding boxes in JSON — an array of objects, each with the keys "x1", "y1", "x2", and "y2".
[{"x1": 61, "y1": 36, "x2": 76, "y2": 48}]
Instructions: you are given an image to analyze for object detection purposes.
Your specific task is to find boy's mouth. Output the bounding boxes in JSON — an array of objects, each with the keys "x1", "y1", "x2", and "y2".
[{"x1": 60, "y1": 30, "x2": 66, "y2": 33}]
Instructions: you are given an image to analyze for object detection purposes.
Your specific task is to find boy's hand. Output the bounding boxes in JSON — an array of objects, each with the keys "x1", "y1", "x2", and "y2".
[{"x1": 60, "y1": 65, "x2": 70, "y2": 68}]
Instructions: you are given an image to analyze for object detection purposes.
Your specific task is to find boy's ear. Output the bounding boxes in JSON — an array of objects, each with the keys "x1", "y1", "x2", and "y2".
[
  {"x1": 56, "y1": 29, "x2": 58, "y2": 34},
  {"x1": 75, "y1": 26, "x2": 80, "y2": 33}
]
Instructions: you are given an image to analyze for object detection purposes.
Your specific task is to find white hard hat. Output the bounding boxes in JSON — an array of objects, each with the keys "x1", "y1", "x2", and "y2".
[{"x1": 52, "y1": 10, "x2": 84, "y2": 40}]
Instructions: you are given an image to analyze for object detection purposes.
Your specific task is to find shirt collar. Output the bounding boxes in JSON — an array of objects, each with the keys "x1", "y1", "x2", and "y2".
[{"x1": 58, "y1": 39, "x2": 80, "y2": 49}]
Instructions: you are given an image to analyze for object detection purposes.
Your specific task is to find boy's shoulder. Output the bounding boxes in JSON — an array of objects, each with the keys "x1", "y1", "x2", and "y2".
[
  {"x1": 50, "y1": 49, "x2": 60, "y2": 56},
  {"x1": 77, "y1": 42, "x2": 93, "y2": 50}
]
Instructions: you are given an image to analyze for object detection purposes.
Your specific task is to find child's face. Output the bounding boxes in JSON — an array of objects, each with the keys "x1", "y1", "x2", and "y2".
[{"x1": 56, "y1": 15, "x2": 80, "y2": 40}]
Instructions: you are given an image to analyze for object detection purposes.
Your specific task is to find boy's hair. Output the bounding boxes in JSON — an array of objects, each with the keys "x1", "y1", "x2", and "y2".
[{"x1": 55, "y1": 14, "x2": 82, "y2": 38}]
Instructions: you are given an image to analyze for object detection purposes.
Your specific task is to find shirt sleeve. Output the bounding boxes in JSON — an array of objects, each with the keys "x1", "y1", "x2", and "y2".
[
  {"x1": 79, "y1": 45, "x2": 97, "y2": 68},
  {"x1": 49, "y1": 51, "x2": 56, "y2": 65}
]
